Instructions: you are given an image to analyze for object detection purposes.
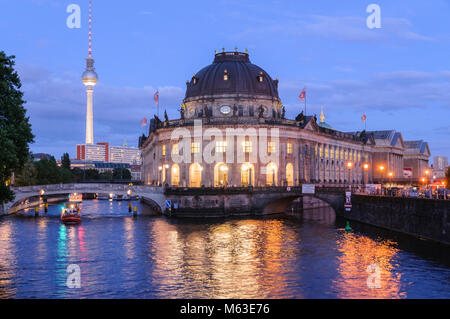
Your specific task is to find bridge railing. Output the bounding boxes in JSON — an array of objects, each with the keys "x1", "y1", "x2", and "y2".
[{"x1": 12, "y1": 183, "x2": 163, "y2": 194}]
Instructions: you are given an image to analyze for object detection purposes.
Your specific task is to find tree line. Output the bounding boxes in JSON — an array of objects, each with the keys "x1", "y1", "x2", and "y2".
[{"x1": 14, "y1": 153, "x2": 132, "y2": 186}]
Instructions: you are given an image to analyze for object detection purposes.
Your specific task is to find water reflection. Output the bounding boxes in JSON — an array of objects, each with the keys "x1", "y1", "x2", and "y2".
[
  {"x1": 334, "y1": 232, "x2": 403, "y2": 299},
  {"x1": 0, "y1": 201, "x2": 449, "y2": 298},
  {"x1": 0, "y1": 221, "x2": 17, "y2": 298}
]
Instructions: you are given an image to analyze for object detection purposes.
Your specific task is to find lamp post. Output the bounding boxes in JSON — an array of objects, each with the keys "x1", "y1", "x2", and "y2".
[
  {"x1": 363, "y1": 163, "x2": 369, "y2": 185},
  {"x1": 164, "y1": 164, "x2": 169, "y2": 185},
  {"x1": 158, "y1": 166, "x2": 162, "y2": 186},
  {"x1": 379, "y1": 165, "x2": 385, "y2": 195},
  {"x1": 388, "y1": 172, "x2": 394, "y2": 194},
  {"x1": 346, "y1": 162, "x2": 353, "y2": 190},
  {"x1": 424, "y1": 169, "x2": 430, "y2": 188},
  {"x1": 243, "y1": 164, "x2": 253, "y2": 187},
  {"x1": 272, "y1": 166, "x2": 276, "y2": 187}
]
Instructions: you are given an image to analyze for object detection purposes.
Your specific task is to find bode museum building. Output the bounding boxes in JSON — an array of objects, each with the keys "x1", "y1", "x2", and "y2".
[{"x1": 139, "y1": 50, "x2": 429, "y2": 188}]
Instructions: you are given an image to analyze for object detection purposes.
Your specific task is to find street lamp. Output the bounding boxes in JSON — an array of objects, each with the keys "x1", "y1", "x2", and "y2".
[
  {"x1": 346, "y1": 162, "x2": 353, "y2": 189},
  {"x1": 424, "y1": 169, "x2": 430, "y2": 188},
  {"x1": 164, "y1": 164, "x2": 169, "y2": 185},
  {"x1": 242, "y1": 164, "x2": 253, "y2": 187},
  {"x1": 158, "y1": 166, "x2": 163, "y2": 186},
  {"x1": 388, "y1": 172, "x2": 394, "y2": 190}
]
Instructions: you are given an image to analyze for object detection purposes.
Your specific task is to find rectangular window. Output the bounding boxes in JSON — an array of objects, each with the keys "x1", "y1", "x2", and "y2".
[
  {"x1": 287, "y1": 143, "x2": 293, "y2": 154},
  {"x1": 345, "y1": 151, "x2": 348, "y2": 160},
  {"x1": 315, "y1": 145, "x2": 318, "y2": 157},
  {"x1": 215, "y1": 141, "x2": 227, "y2": 153},
  {"x1": 191, "y1": 142, "x2": 200, "y2": 154},
  {"x1": 242, "y1": 141, "x2": 252, "y2": 153},
  {"x1": 172, "y1": 143, "x2": 179, "y2": 155},
  {"x1": 325, "y1": 147, "x2": 329, "y2": 158},
  {"x1": 238, "y1": 106, "x2": 244, "y2": 116},
  {"x1": 162, "y1": 145, "x2": 166, "y2": 156},
  {"x1": 358, "y1": 153, "x2": 361, "y2": 162},
  {"x1": 340, "y1": 150, "x2": 344, "y2": 161},
  {"x1": 249, "y1": 106, "x2": 254, "y2": 117},
  {"x1": 268, "y1": 141, "x2": 276, "y2": 154},
  {"x1": 330, "y1": 148, "x2": 334, "y2": 159},
  {"x1": 319, "y1": 146, "x2": 323, "y2": 158}
]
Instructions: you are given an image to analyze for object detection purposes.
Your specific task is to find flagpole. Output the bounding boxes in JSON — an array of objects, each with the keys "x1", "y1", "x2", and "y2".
[{"x1": 304, "y1": 87, "x2": 307, "y2": 115}]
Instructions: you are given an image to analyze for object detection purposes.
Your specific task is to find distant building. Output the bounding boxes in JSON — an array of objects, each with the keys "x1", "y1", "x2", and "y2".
[
  {"x1": 366, "y1": 130, "x2": 405, "y2": 182},
  {"x1": 76, "y1": 142, "x2": 141, "y2": 165},
  {"x1": 433, "y1": 156, "x2": 448, "y2": 178},
  {"x1": 110, "y1": 145, "x2": 141, "y2": 164},
  {"x1": 76, "y1": 143, "x2": 107, "y2": 162},
  {"x1": 130, "y1": 164, "x2": 142, "y2": 181},
  {"x1": 403, "y1": 140, "x2": 430, "y2": 180}
]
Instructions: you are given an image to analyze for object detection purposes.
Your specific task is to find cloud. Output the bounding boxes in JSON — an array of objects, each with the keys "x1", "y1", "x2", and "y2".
[
  {"x1": 228, "y1": 13, "x2": 433, "y2": 43},
  {"x1": 280, "y1": 69, "x2": 450, "y2": 113}
]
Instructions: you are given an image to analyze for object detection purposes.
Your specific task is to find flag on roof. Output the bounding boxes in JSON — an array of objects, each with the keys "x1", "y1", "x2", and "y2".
[{"x1": 299, "y1": 88, "x2": 306, "y2": 102}]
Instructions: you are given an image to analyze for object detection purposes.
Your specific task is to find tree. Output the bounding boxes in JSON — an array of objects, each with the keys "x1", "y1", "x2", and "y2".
[
  {"x1": 14, "y1": 158, "x2": 38, "y2": 186},
  {"x1": 99, "y1": 171, "x2": 113, "y2": 180},
  {"x1": 84, "y1": 169, "x2": 100, "y2": 180},
  {"x1": 61, "y1": 153, "x2": 71, "y2": 170},
  {"x1": 0, "y1": 52, "x2": 34, "y2": 204},
  {"x1": 34, "y1": 157, "x2": 60, "y2": 185},
  {"x1": 113, "y1": 168, "x2": 131, "y2": 180}
]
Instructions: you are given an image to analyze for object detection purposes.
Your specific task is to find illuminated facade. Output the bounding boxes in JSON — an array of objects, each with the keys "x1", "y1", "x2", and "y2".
[{"x1": 140, "y1": 51, "x2": 375, "y2": 187}]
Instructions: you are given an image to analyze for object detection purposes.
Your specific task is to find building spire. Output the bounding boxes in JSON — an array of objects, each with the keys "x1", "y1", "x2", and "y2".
[
  {"x1": 88, "y1": 0, "x2": 92, "y2": 57},
  {"x1": 320, "y1": 105, "x2": 325, "y2": 123}
]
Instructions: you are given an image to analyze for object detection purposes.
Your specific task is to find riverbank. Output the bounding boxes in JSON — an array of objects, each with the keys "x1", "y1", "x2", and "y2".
[{"x1": 345, "y1": 195, "x2": 450, "y2": 246}]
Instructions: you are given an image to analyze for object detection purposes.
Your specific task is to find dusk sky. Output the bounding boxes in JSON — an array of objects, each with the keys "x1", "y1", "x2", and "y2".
[{"x1": 1, "y1": 0, "x2": 449, "y2": 160}]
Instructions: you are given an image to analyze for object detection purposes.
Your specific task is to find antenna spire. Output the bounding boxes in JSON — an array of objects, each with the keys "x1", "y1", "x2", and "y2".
[{"x1": 88, "y1": 0, "x2": 92, "y2": 57}]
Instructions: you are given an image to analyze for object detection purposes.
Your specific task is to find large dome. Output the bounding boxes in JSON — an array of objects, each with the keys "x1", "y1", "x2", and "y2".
[{"x1": 184, "y1": 51, "x2": 280, "y2": 102}]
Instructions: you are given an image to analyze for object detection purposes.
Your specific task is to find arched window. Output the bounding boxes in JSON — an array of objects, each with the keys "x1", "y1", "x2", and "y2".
[
  {"x1": 171, "y1": 164, "x2": 180, "y2": 186},
  {"x1": 214, "y1": 163, "x2": 229, "y2": 187},
  {"x1": 189, "y1": 163, "x2": 202, "y2": 187},
  {"x1": 266, "y1": 162, "x2": 278, "y2": 186},
  {"x1": 286, "y1": 163, "x2": 294, "y2": 186},
  {"x1": 241, "y1": 163, "x2": 255, "y2": 187}
]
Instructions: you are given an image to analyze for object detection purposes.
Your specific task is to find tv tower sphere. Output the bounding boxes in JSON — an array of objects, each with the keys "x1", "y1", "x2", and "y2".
[{"x1": 82, "y1": 61, "x2": 98, "y2": 87}]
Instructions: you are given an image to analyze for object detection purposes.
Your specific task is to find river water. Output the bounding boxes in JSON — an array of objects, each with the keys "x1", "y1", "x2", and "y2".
[{"x1": 0, "y1": 199, "x2": 449, "y2": 299}]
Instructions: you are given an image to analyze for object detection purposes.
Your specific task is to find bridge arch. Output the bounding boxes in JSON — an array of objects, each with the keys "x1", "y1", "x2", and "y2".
[
  {"x1": 259, "y1": 190, "x2": 345, "y2": 216},
  {"x1": 5, "y1": 184, "x2": 167, "y2": 215}
]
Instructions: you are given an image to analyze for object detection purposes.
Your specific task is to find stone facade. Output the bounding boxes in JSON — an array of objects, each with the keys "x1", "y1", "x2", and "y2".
[{"x1": 140, "y1": 51, "x2": 428, "y2": 187}]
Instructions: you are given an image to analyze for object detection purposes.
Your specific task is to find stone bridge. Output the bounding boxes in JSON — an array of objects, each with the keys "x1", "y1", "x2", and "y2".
[
  {"x1": 3, "y1": 183, "x2": 346, "y2": 217},
  {"x1": 163, "y1": 186, "x2": 346, "y2": 218},
  {"x1": 4, "y1": 183, "x2": 166, "y2": 214}
]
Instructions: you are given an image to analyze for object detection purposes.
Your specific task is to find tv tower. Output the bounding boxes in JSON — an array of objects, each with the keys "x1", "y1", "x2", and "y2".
[{"x1": 81, "y1": 0, "x2": 98, "y2": 144}]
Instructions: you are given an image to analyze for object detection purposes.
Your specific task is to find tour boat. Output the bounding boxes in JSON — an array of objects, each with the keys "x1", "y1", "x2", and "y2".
[
  {"x1": 68, "y1": 193, "x2": 83, "y2": 203},
  {"x1": 61, "y1": 202, "x2": 81, "y2": 224}
]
